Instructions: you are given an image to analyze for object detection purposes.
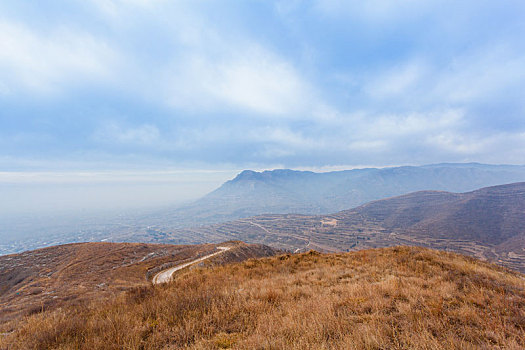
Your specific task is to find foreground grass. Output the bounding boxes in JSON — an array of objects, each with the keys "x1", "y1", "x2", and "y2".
[{"x1": 2, "y1": 246, "x2": 525, "y2": 349}]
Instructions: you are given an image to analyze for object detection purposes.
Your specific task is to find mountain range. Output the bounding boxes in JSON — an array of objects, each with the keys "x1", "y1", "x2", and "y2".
[{"x1": 153, "y1": 163, "x2": 525, "y2": 228}]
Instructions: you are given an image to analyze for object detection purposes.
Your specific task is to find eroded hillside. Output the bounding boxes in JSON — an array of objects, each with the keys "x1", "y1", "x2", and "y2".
[{"x1": 0, "y1": 241, "x2": 279, "y2": 322}]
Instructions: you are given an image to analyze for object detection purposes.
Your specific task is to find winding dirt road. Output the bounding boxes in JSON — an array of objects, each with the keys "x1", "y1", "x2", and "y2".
[{"x1": 152, "y1": 246, "x2": 230, "y2": 284}]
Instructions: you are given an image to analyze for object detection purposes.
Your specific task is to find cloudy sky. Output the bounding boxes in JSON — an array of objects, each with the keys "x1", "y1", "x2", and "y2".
[{"x1": 1, "y1": 0, "x2": 525, "y2": 214}]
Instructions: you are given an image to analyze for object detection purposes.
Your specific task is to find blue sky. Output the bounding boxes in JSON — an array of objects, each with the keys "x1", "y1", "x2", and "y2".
[{"x1": 1, "y1": 0, "x2": 525, "y2": 214}]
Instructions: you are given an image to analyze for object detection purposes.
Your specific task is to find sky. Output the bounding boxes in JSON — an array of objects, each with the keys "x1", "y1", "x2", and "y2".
[{"x1": 1, "y1": 0, "x2": 525, "y2": 215}]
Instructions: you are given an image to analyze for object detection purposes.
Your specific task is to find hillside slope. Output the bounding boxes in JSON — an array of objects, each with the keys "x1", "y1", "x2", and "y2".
[
  {"x1": 349, "y1": 182, "x2": 525, "y2": 246},
  {"x1": 0, "y1": 241, "x2": 279, "y2": 322},
  {"x1": 3, "y1": 247, "x2": 524, "y2": 349},
  {"x1": 154, "y1": 163, "x2": 525, "y2": 227},
  {"x1": 164, "y1": 182, "x2": 525, "y2": 272}
]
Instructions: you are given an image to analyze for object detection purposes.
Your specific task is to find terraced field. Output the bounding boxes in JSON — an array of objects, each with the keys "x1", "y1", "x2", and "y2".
[{"x1": 148, "y1": 183, "x2": 525, "y2": 273}]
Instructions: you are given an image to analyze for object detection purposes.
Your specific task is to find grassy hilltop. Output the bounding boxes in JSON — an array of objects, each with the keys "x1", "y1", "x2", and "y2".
[{"x1": 2, "y1": 246, "x2": 525, "y2": 349}]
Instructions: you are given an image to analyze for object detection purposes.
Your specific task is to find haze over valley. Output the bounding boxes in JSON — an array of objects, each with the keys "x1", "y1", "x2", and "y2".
[{"x1": 3, "y1": 163, "x2": 525, "y2": 257}]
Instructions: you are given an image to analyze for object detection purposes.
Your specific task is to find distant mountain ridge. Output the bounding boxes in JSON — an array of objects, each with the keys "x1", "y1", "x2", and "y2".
[
  {"x1": 156, "y1": 163, "x2": 525, "y2": 228},
  {"x1": 145, "y1": 182, "x2": 525, "y2": 272}
]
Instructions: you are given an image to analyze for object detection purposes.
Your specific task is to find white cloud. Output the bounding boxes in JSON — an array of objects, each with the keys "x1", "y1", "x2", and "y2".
[
  {"x1": 427, "y1": 131, "x2": 525, "y2": 161},
  {"x1": 257, "y1": 145, "x2": 297, "y2": 158},
  {"x1": 215, "y1": 54, "x2": 310, "y2": 115},
  {"x1": 94, "y1": 122, "x2": 160, "y2": 145},
  {"x1": 314, "y1": 108, "x2": 464, "y2": 138},
  {"x1": 163, "y1": 46, "x2": 314, "y2": 116},
  {"x1": 427, "y1": 133, "x2": 483, "y2": 154},
  {"x1": 432, "y1": 45, "x2": 525, "y2": 104},
  {"x1": 88, "y1": 0, "x2": 165, "y2": 17},
  {"x1": 313, "y1": 0, "x2": 433, "y2": 21},
  {"x1": 366, "y1": 109, "x2": 463, "y2": 138},
  {"x1": 0, "y1": 2, "x2": 318, "y2": 118},
  {"x1": 249, "y1": 126, "x2": 320, "y2": 150},
  {"x1": 0, "y1": 19, "x2": 118, "y2": 95},
  {"x1": 301, "y1": 109, "x2": 466, "y2": 154},
  {"x1": 359, "y1": 43, "x2": 525, "y2": 108},
  {"x1": 1, "y1": 0, "x2": 523, "y2": 170},
  {"x1": 365, "y1": 61, "x2": 427, "y2": 98}
]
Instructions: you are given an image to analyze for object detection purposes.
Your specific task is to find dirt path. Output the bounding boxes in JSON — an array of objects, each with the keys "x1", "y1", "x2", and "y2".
[
  {"x1": 294, "y1": 240, "x2": 311, "y2": 253},
  {"x1": 245, "y1": 220, "x2": 310, "y2": 251},
  {"x1": 152, "y1": 246, "x2": 231, "y2": 284},
  {"x1": 246, "y1": 220, "x2": 273, "y2": 235}
]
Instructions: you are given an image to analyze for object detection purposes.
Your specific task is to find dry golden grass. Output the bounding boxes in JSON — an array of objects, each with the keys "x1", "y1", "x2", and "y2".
[
  {"x1": 0, "y1": 241, "x2": 277, "y2": 324},
  {"x1": 2, "y1": 246, "x2": 525, "y2": 349},
  {"x1": 0, "y1": 242, "x2": 222, "y2": 322}
]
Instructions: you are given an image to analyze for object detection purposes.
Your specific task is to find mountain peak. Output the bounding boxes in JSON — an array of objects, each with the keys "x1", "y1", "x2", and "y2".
[
  {"x1": 231, "y1": 170, "x2": 261, "y2": 182},
  {"x1": 231, "y1": 169, "x2": 314, "y2": 183}
]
